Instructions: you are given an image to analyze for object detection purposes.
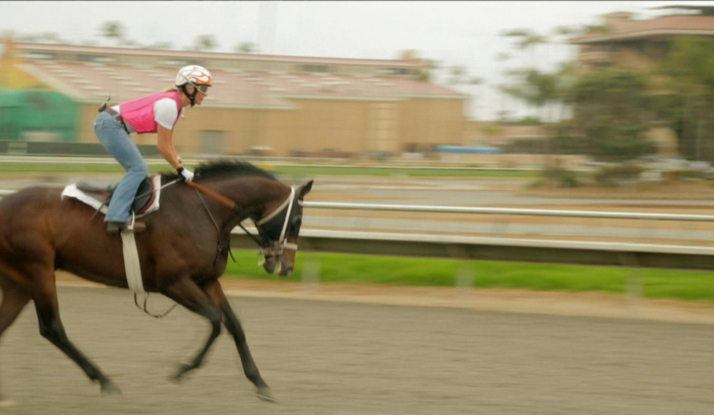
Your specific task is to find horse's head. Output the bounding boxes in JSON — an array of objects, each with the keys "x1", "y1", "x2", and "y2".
[
  {"x1": 254, "y1": 180, "x2": 313, "y2": 277},
  {"x1": 189, "y1": 161, "x2": 313, "y2": 278}
]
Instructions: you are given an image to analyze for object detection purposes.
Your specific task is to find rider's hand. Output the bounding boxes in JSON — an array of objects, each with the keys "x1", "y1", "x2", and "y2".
[{"x1": 177, "y1": 166, "x2": 194, "y2": 182}]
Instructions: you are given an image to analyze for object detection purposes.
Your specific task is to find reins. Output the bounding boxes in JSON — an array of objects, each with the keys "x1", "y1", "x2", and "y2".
[{"x1": 187, "y1": 181, "x2": 264, "y2": 248}]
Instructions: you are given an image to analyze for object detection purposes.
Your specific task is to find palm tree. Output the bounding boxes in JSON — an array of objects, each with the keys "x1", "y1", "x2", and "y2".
[
  {"x1": 235, "y1": 42, "x2": 259, "y2": 54},
  {"x1": 192, "y1": 35, "x2": 218, "y2": 51},
  {"x1": 501, "y1": 29, "x2": 547, "y2": 68},
  {"x1": 448, "y1": 65, "x2": 485, "y2": 119},
  {"x1": 100, "y1": 21, "x2": 125, "y2": 47},
  {"x1": 40, "y1": 32, "x2": 64, "y2": 44},
  {"x1": 149, "y1": 41, "x2": 173, "y2": 50}
]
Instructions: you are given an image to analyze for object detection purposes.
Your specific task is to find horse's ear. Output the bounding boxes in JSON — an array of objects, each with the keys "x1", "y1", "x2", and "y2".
[{"x1": 299, "y1": 180, "x2": 313, "y2": 199}]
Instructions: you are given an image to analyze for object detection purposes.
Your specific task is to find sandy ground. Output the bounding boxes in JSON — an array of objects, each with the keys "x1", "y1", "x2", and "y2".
[
  {"x1": 54, "y1": 272, "x2": 714, "y2": 326},
  {"x1": 0, "y1": 285, "x2": 713, "y2": 415}
]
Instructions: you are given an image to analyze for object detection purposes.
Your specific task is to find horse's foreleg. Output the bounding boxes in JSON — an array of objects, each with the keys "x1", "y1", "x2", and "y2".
[
  {"x1": 162, "y1": 277, "x2": 223, "y2": 380},
  {"x1": 0, "y1": 281, "x2": 31, "y2": 405},
  {"x1": 31, "y1": 268, "x2": 120, "y2": 395},
  {"x1": 203, "y1": 280, "x2": 273, "y2": 402}
]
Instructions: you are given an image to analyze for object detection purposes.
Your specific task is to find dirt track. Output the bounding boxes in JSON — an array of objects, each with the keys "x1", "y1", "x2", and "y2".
[{"x1": 1, "y1": 286, "x2": 713, "y2": 415}]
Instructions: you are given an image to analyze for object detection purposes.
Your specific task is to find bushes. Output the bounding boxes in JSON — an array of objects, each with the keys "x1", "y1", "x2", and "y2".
[
  {"x1": 543, "y1": 165, "x2": 579, "y2": 188},
  {"x1": 593, "y1": 164, "x2": 643, "y2": 186}
]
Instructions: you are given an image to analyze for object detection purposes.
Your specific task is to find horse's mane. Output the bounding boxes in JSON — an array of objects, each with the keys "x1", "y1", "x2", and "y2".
[{"x1": 162, "y1": 160, "x2": 277, "y2": 182}]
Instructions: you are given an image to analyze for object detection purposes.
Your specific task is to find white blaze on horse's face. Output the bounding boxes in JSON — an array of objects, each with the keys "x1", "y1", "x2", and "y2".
[{"x1": 257, "y1": 180, "x2": 312, "y2": 277}]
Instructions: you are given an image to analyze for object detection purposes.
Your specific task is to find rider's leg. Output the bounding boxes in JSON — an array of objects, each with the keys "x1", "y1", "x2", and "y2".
[{"x1": 93, "y1": 112, "x2": 148, "y2": 229}]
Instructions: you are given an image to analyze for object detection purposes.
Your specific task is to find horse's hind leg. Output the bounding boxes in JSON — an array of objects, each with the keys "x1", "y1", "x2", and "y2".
[
  {"x1": 0, "y1": 280, "x2": 31, "y2": 405},
  {"x1": 31, "y1": 265, "x2": 121, "y2": 395}
]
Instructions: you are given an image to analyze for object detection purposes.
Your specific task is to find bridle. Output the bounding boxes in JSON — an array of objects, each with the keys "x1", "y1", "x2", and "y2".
[
  {"x1": 187, "y1": 181, "x2": 300, "y2": 264},
  {"x1": 255, "y1": 186, "x2": 299, "y2": 260}
]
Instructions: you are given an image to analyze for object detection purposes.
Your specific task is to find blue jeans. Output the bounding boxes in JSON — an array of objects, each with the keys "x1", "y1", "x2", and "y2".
[{"x1": 93, "y1": 112, "x2": 148, "y2": 223}]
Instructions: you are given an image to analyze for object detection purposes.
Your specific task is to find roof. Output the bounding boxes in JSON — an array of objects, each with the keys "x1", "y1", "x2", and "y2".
[
  {"x1": 570, "y1": 15, "x2": 714, "y2": 44},
  {"x1": 650, "y1": 5, "x2": 714, "y2": 16},
  {"x1": 14, "y1": 42, "x2": 425, "y2": 68},
  {"x1": 16, "y1": 60, "x2": 464, "y2": 108}
]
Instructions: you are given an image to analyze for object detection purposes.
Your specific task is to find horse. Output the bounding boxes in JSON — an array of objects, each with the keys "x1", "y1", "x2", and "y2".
[{"x1": 0, "y1": 160, "x2": 313, "y2": 403}]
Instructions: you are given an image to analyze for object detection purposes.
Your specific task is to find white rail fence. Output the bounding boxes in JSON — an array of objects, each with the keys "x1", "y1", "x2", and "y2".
[{"x1": 2, "y1": 188, "x2": 712, "y2": 271}]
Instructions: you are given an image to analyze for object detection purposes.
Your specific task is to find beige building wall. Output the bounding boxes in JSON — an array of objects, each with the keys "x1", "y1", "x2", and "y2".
[
  {"x1": 283, "y1": 99, "x2": 373, "y2": 154},
  {"x1": 398, "y1": 99, "x2": 465, "y2": 151},
  {"x1": 76, "y1": 96, "x2": 466, "y2": 157}
]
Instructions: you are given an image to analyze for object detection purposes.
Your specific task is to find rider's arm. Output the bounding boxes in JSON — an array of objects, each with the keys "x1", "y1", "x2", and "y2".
[{"x1": 157, "y1": 125, "x2": 182, "y2": 170}]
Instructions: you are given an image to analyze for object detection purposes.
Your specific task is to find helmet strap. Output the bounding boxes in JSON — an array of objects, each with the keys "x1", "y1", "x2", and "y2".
[{"x1": 180, "y1": 84, "x2": 197, "y2": 107}]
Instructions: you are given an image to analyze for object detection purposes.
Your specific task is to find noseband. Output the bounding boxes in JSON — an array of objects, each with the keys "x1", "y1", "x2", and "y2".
[{"x1": 255, "y1": 186, "x2": 298, "y2": 257}]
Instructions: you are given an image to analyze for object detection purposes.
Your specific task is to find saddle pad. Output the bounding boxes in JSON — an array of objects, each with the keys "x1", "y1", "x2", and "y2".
[{"x1": 60, "y1": 175, "x2": 162, "y2": 219}]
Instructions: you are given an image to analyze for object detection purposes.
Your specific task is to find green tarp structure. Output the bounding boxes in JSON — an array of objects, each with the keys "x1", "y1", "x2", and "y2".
[{"x1": 0, "y1": 89, "x2": 78, "y2": 142}]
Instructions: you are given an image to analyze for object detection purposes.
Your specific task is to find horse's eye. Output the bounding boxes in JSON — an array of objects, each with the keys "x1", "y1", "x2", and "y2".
[{"x1": 291, "y1": 215, "x2": 302, "y2": 226}]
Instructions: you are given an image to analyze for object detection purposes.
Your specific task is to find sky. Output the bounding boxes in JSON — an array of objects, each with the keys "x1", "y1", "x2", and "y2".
[{"x1": 2, "y1": 1, "x2": 714, "y2": 120}]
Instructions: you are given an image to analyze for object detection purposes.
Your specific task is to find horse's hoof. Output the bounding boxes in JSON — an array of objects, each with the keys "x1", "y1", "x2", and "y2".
[
  {"x1": 0, "y1": 399, "x2": 18, "y2": 408},
  {"x1": 256, "y1": 386, "x2": 276, "y2": 403},
  {"x1": 101, "y1": 382, "x2": 122, "y2": 396},
  {"x1": 171, "y1": 364, "x2": 192, "y2": 382}
]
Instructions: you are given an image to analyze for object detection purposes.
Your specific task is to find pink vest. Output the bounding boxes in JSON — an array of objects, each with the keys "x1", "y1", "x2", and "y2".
[{"x1": 119, "y1": 91, "x2": 183, "y2": 134}]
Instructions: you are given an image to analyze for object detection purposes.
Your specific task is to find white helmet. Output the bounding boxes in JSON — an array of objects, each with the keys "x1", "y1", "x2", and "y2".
[{"x1": 175, "y1": 65, "x2": 212, "y2": 106}]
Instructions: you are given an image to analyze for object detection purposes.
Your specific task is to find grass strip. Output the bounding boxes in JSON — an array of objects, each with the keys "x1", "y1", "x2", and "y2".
[
  {"x1": 223, "y1": 250, "x2": 714, "y2": 302},
  {"x1": 0, "y1": 162, "x2": 537, "y2": 178}
]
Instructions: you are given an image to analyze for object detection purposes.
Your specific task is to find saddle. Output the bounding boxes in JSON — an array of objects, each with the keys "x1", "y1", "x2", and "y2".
[{"x1": 75, "y1": 177, "x2": 157, "y2": 215}]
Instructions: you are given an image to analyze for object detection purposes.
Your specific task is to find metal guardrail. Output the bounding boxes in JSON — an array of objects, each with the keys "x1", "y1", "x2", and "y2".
[
  {"x1": 230, "y1": 229, "x2": 714, "y2": 271},
  {"x1": 303, "y1": 202, "x2": 714, "y2": 222},
  {"x1": 2, "y1": 188, "x2": 714, "y2": 270},
  {"x1": 2, "y1": 188, "x2": 713, "y2": 222}
]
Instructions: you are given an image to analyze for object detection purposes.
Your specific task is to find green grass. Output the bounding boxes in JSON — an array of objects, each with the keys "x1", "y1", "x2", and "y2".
[
  {"x1": 223, "y1": 250, "x2": 714, "y2": 302},
  {"x1": 0, "y1": 163, "x2": 172, "y2": 175},
  {"x1": 0, "y1": 162, "x2": 538, "y2": 178}
]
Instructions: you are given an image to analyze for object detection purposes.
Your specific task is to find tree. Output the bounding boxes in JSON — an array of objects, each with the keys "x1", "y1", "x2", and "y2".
[
  {"x1": 100, "y1": 21, "x2": 125, "y2": 47},
  {"x1": 192, "y1": 35, "x2": 218, "y2": 51},
  {"x1": 447, "y1": 65, "x2": 484, "y2": 118},
  {"x1": 414, "y1": 59, "x2": 440, "y2": 83},
  {"x1": 501, "y1": 28, "x2": 547, "y2": 68},
  {"x1": 572, "y1": 69, "x2": 656, "y2": 162},
  {"x1": 656, "y1": 36, "x2": 714, "y2": 162},
  {"x1": 149, "y1": 41, "x2": 173, "y2": 50},
  {"x1": 234, "y1": 42, "x2": 259, "y2": 54},
  {"x1": 39, "y1": 32, "x2": 65, "y2": 44}
]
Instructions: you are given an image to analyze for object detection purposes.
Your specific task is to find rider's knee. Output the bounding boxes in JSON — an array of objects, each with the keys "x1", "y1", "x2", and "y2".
[{"x1": 129, "y1": 163, "x2": 149, "y2": 176}]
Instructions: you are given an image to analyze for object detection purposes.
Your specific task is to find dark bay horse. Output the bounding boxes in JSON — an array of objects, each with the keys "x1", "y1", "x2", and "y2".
[{"x1": 0, "y1": 160, "x2": 313, "y2": 402}]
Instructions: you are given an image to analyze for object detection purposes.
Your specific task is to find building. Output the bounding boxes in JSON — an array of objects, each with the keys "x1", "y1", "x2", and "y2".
[
  {"x1": 567, "y1": 6, "x2": 714, "y2": 158},
  {"x1": 569, "y1": 7, "x2": 714, "y2": 74},
  {"x1": 0, "y1": 37, "x2": 467, "y2": 157}
]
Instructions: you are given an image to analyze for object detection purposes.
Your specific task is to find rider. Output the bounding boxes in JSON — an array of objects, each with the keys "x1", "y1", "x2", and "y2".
[{"x1": 93, "y1": 65, "x2": 212, "y2": 234}]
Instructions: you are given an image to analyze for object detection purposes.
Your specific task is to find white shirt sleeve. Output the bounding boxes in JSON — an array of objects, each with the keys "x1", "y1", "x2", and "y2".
[{"x1": 153, "y1": 98, "x2": 180, "y2": 130}]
